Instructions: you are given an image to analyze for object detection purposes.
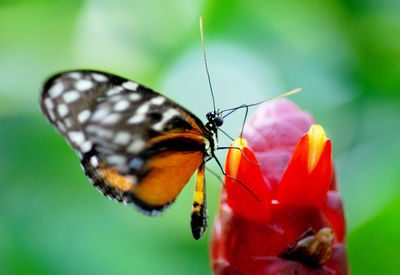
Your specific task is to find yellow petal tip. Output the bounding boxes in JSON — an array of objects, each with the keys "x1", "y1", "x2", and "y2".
[
  {"x1": 307, "y1": 125, "x2": 327, "y2": 172},
  {"x1": 232, "y1": 138, "x2": 248, "y2": 148}
]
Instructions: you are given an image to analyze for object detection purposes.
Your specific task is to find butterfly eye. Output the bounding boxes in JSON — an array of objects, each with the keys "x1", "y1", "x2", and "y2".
[
  {"x1": 206, "y1": 112, "x2": 223, "y2": 127},
  {"x1": 215, "y1": 115, "x2": 223, "y2": 127}
]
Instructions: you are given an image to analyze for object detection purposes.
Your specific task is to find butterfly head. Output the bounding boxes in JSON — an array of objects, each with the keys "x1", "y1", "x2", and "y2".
[{"x1": 205, "y1": 111, "x2": 223, "y2": 133}]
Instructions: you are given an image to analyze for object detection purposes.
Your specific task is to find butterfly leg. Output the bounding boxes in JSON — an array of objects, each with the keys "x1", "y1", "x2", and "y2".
[
  {"x1": 216, "y1": 146, "x2": 260, "y2": 166},
  {"x1": 191, "y1": 161, "x2": 208, "y2": 240},
  {"x1": 212, "y1": 151, "x2": 261, "y2": 202}
]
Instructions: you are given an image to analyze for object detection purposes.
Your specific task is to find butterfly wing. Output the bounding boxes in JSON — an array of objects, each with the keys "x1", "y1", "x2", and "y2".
[{"x1": 40, "y1": 70, "x2": 211, "y2": 215}]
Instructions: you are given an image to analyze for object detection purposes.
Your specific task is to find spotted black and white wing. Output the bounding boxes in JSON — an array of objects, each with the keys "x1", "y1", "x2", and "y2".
[{"x1": 40, "y1": 70, "x2": 212, "y2": 215}]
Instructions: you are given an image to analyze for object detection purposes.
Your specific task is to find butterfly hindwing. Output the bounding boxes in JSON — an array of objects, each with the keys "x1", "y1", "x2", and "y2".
[{"x1": 41, "y1": 70, "x2": 211, "y2": 215}]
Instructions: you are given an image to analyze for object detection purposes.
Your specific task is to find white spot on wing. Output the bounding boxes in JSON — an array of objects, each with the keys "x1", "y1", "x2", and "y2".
[
  {"x1": 63, "y1": 90, "x2": 80, "y2": 103},
  {"x1": 108, "y1": 155, "x2": 126, "y2": 166},
  {"x1": 136, "y1": 102, "x2": 151, "y2": 114},
  {"x1": 49, "y1": 82, "x2": 64, "y2": 98},
  {"x1": 150, "y1": 96, "x2": 166, "y2": 105},
  {"x1": 44, "y1": 98, "x2": 54, "y2": 110},
  {"x1": 114, "y1": 100, "x2": 130, "y2": 111},
  {"x1": 110, "y1": 95, "x2": 124, "y2": 102},
  {"x1": 91, "y1": 73, "x2": 108, "y2": 82},
  {"x1": 106, "y1": 87, "x2": 123, "y2": 96},
  {"x1": 68, "y1": 131, "x2": 85, "y2": 145},
  {"x1": 97, "y1": 129, "x2": 113, "y2": 139},
  {"x1": 152, "y1": 109, "x2": 181, "y2": 131},
  {"x1": 64, "y1": 117, "x2": 73, "y2": 128},
  {"x1": 57, "y1": 104, "x2": 69, "y2": 117},
  {"x1": 81, "y1": 141, "x2": 92, "y2": 153},
  {"x1": 114, "y1": 131, "x2": 131, "y2": 145},
  {"x1": 67, "y1": 72, "x2": 82, "y2": 79},
  {"x1": 129, "y1": 93, "x2": 141, "y2": 101},
  {"x1": 78, "y1": 110, "x2": 91, "y2": 123},
  {"x1": 102, "y1": 113, "x2": 121, "y2": 124},
  {"x1": 127, "y1": 140, "x2": 146, "y2": 154},
  {"x1": 122, "y1": 81, "x2": 139, "y2": 91},
  {"x1": 86, "y1": 125, "x2": 99, "y2": 133},
  {"x1": 91, "y1": 108, "x2": 110, "y2": 121},
  {"x1": 127, "y1": 113, "x2": 145, "y2": 124},
  {"x1": 90, "y1": 156, "x2": 99, "y2": 167},
  {"x1": 75, "y1": 79, "x2": 93, "y2": 91}
]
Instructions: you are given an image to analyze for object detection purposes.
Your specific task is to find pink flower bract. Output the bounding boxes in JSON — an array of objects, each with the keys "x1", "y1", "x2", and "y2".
[{"x1": 210, "y1": 99, "x2": 348, "y2": 275}]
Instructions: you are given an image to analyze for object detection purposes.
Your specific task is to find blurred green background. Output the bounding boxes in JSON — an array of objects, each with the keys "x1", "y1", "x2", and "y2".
[{"x1": 1, "y1": 0, "x2": 399, "y2": 274}]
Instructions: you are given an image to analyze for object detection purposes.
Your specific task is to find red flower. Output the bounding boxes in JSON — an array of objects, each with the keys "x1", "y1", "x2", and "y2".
[{"x1": 210, "y1": 99, "x2": 348, "y2": 274}]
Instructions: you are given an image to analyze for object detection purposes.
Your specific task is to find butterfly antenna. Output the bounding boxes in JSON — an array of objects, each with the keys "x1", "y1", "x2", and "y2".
[
  {"x1": 239, "y1": 105, "x2": 249, "y2": 140},
  {"x1": 200, "y1": 16, "x2": 216, "y2": 113},
  {"x1": 205, "y1": 166, "x2": 224, "y2": 185},
  {"x1": 221, "y1": 87, "x2": 302, "y2": 117}
]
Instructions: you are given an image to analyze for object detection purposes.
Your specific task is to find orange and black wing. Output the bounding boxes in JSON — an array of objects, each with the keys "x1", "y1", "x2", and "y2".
[{"x1": 40, "y1": 70, "x2": 211, "y2": 216}]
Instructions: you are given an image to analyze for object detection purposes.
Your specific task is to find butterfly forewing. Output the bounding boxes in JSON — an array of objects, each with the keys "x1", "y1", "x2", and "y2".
[
  {"x1": 41, "y1": 70, "x2": 211, "y2": 216},
  {"x1": 41, "y1": 71, "x2": 133, "y2": 153}
]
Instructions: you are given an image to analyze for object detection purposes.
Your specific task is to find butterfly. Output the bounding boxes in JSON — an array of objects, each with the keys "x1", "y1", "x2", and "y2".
[{"x1": 40, "y1": 70, "x2": 225, "y2": 239}]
